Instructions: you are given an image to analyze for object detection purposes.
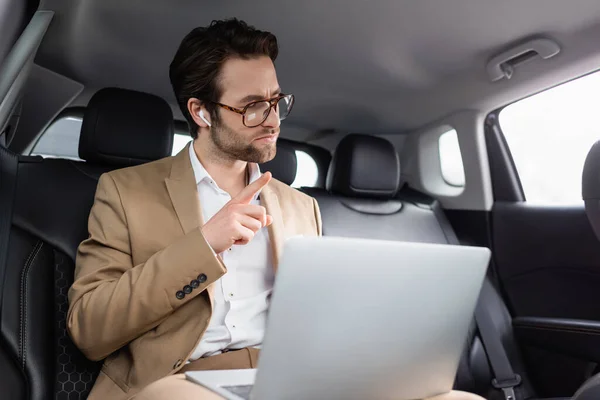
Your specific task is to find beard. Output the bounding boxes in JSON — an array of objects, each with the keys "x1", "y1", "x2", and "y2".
[{"x1": 209, "y1": 118, "x2": 277, "y2": 164}]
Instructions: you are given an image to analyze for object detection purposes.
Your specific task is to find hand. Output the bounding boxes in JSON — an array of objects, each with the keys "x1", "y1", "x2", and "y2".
[{"x1": 201, "y1": 172, "x2": 273, "y2": 254}]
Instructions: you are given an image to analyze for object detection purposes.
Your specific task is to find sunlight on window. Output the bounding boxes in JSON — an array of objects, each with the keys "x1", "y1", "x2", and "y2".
[
  {"x1": 500, "y1": 70, "x2": 600, "y2": 205},
  {"x1": 292, "y1": 151, "x2": 318, "y2": 188},
  {"x1": 438, "y1": 129, "x2": 465, "y2": 187},
  {"x1": 32, "y1": 117, "x2": 83, "y2": 160}
]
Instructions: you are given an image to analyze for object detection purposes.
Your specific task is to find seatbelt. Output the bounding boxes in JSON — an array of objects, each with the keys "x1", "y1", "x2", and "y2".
[
  {"x1": 0, "y1": 144, "x2": 19, "y2": 314},
  {"x1": 431, "y1": 200, "x2": 522, "y2": 400},
  {"x1": 475, "y1": 289, "x2": 522, "y2": 400},
  {"x1": 431, "y1": 200, "x2": 460, "y2": 245}
]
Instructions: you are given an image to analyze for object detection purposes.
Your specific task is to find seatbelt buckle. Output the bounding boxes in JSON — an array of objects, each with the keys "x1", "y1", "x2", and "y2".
[
  {"x1": 499, "y1": 386, "x2": 516, "y2": 400},
  {"x1": 492, "y1": 374, "x2": 522, "y2": 400}
]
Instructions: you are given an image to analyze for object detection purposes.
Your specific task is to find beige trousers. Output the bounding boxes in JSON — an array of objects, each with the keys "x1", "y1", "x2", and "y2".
[{"x1": 133, "y1": 347, "x2": 485, "y2": 400}]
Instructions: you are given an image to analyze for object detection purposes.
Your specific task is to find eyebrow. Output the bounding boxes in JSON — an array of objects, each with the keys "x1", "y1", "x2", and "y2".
[{"x1": 239, "y1": 88, "x2": 281, "y2": 104}]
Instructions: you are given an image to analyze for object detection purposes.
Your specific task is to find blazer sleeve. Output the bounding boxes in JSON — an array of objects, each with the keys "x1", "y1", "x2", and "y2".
[{"x1": 67, "y1": 173, "x2": 226, "y2": 361}]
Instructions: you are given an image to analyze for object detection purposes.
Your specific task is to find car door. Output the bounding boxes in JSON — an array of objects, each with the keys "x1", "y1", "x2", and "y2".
[{"x1": 482, "y1": 71, "x2": 600, "y2": 398}]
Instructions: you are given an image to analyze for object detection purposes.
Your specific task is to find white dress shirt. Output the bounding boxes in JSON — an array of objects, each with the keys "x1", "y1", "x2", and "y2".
[{"x1": 188, "y1": 144, "x2": 275, "y2": 360}]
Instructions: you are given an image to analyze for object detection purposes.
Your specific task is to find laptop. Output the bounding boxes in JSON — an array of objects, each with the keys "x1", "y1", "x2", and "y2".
[{"x1": 186, "y1": 236, "x2": 490, "y2": 400}]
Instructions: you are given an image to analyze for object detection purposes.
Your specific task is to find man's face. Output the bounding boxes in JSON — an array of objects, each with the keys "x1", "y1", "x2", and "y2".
[{"x1": 210, "y1": 56, "x2": 281, "y2": 164}]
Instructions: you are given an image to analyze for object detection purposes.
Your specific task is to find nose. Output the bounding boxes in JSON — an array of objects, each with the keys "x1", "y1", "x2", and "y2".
[{"x1": 262, "y1": 104, "x2": 281, "y2": 129}]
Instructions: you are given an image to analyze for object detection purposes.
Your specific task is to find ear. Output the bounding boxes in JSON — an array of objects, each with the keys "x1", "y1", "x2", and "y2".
[{"x1": 187, "y1": 98, "x2": 211, "y2": 129}]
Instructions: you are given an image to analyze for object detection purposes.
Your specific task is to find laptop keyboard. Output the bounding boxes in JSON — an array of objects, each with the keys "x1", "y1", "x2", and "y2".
[{"x1": 222, "y1": 384, "x2": 254, "y2": 400}]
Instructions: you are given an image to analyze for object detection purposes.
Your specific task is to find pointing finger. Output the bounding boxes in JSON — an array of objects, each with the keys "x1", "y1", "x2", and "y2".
[{"x1": 232, "y1": 171, "x2": 272, "y2": 204}]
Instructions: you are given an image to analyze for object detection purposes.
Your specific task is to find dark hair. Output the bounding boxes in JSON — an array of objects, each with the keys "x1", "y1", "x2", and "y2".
[{"x1": 169, "y1": 18, "x2": 279, "y2": 139}]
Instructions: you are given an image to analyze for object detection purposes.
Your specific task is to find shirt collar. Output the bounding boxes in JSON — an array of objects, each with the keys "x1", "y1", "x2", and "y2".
[
  {"x1": 189, "y1": 142, "x2": 263, "y2": 192},
  {"x1": 189, "y1": 142, "x2": 211, "y2": 185},
  {"x1": 247, "y1": 161, "x2": 262, "y2": 185}
]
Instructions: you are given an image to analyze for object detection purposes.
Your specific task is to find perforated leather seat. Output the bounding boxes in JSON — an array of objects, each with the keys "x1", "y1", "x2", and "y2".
[{"x1": 0, "y1": 87, "x2": 174, "y2": 400}]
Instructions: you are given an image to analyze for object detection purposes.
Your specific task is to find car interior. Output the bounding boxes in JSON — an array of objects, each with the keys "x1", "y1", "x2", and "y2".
[{"x1": 3, "y1": 1, "x2": 600, "y2": 399}]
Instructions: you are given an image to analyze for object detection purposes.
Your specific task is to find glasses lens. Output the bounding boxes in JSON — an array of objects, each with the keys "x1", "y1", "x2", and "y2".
[
  {"x1": 277, "y1": 95, "x2": 294, "y2": 121},
  {"x1": 244, "y1": 101, "x2": 271, "y2": 127}
]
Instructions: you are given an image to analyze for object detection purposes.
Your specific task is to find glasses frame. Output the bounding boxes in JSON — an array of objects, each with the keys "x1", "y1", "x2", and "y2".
[{"x1": 210, "y1": 94, "x2": 295, "y2": 128}]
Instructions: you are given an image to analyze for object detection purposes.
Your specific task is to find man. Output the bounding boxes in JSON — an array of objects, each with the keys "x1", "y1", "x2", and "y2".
[{"x1": 68, "y1": 18, "x2": 483, "y2": 400}]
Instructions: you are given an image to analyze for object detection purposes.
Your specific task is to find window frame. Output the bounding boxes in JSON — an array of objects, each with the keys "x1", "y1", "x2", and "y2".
[{"x1": 485, "y1": 110, "x2": 526, "y2": 203}]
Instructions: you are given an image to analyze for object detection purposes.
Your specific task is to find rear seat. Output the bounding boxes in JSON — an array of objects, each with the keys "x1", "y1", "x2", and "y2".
[
  {"x1": 302, "y1": 133, "x2": 448, "y2": 243},
  {"x1": 0, "y1": 87, "x2": 175, "y2": 400},
  {"x1": 299, "y1": 133, "x2": 551, "y2": 400}
]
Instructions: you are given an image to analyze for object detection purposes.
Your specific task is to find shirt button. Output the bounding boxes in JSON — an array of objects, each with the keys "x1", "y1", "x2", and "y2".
[
  {"x1": 183, "y1": 285, "x2": 192, "y2": 294},
  {"x1": 175, "y1": 291, "x2": 185, "y2": 300},
  {"x1": 229, "y1": 293, "x2": 234, "y2": 297},
  {"x1": 197, "y1": 274, "x2": 207, "y2": 283}
]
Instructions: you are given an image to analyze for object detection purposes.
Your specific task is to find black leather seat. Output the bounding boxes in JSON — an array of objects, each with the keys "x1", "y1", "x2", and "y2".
[
  {"x1": 582, "y1": 140, "x2": 600, "y2": 241},
  {"x1": 260, "y1": 138, "x2": 298, "y2": 185},
  {"x1": 0, "y1": 87, "x2": 174, "y2": 400},
  {"x1": 575, "y1": 142, "x2": 600, "y2": 400},
  {"x1": 300, "y1": 133, "x2": 586, "y2": 400}
]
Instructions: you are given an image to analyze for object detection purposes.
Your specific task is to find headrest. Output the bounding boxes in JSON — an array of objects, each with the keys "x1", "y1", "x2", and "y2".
[
  {"x1": 260, "y1": 139, "x2": 298, "y2": 185},
  {"x1": 327, "y1": 133, "x2": 400, "y2": 199},
  {"x1": 583, "y1": 140, "x2": 600, "y2": 200},
  {"x1": 79, "y1": 88, "x2": 174, "y2": 167}
]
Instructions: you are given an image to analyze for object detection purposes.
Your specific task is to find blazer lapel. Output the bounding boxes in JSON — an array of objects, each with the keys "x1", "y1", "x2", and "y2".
[
  {"x1": 165, "y1": 143, "x2": 204, "y2": 234},
  {"x1": 165, "y1": 144, "x2": 284, "y2": 276},
  {"x1": 165, "y1": 143, "x2": 223, "y2": 304},
  {"x1": 260, "y1": 184, "x2": 284, "y2": 272}
]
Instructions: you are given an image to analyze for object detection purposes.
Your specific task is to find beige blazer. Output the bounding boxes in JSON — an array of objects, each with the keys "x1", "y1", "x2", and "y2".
[{"x1": 67, "y1": 144, "x2": 322, "y2": 400}]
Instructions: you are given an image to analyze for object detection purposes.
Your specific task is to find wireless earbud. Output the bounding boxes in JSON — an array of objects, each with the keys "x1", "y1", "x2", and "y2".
[{"x1": 198, "y1": 110, "x2": 212, "y2": 127}]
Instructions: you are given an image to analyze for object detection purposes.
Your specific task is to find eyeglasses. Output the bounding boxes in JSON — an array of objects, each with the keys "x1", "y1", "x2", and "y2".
[{"x1": 210, "y1": 94, "x2": 295, "y2": 128}]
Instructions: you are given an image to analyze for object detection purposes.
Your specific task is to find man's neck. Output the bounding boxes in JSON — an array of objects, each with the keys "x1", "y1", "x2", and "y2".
[{"x1": 192, "y1": 139, "x2": 248, "y2": 197}]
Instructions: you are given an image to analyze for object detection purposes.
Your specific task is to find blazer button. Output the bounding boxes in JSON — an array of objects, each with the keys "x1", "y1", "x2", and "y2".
[
  {"x1": 183, "y1": 285, "x2": 192, "y2": 294},
  {"x1": 173, "y1": 359, "x2": 183, "y2": 369},
  {"x1": 197, "y1": 273, "x2": 207, "y2": 283},
  {"x1": 175, "y1": 291, "x2": 185, "y2": 300},
  {"x1": 190, "y1": 279, "x2": 200, "y2": 289}
]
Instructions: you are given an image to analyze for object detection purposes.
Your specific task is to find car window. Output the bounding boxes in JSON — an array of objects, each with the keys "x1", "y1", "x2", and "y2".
[
  {"x1": 31, "y1": 115, "x2": 320, "y2": 188},
  {"x1": 499, "y1": 70, "x2": 600, "y2": 205},
  {"x1": 32, "y1": 116, "x2": 83, "y2": 160},
  {"x1": 172, "y1": 133, "x2": 192, "y2": 155},
  {"x1": 438, "y1": 128, "x2": 465, "y2": 187},
  {"x1": 291, "y1": 150, "x2": 318, "y2": 188}
]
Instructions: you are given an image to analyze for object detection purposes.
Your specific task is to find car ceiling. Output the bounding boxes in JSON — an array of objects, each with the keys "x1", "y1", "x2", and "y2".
[{"x1": 35, "y1": 0, "x2": 600, "y2": 136}]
